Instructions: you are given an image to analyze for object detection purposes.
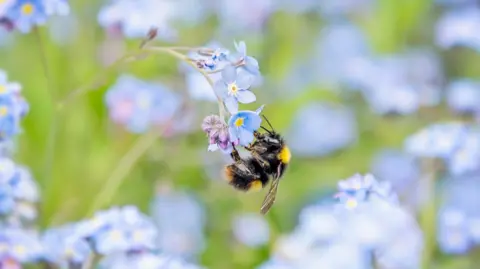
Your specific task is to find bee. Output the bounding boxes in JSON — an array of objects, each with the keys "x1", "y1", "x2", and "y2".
[{"x1": 224, "y1": 116, "x2": 291, "y2": 215}]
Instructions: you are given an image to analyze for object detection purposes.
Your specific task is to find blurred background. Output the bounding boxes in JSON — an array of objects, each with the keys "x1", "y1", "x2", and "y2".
[{"x1": 1, "y1": 0, "x2": 480, "y2": 268}]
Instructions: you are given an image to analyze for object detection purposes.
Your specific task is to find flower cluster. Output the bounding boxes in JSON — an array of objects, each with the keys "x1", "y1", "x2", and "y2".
[
  {"x1": 405, "y1": 123, "x2": 480, "y2": 176},
  {"x1": 105, "y1": 74, "x2": 181, "y2": 134},
  {"x1": 437, "y1": 176, "x2": 480, "y2": 254},
  {"x1": 0, "y1": 0, "x2": 69, "y2": 33},
  {"x1": 0, "y1": 69, "x2": 29, "y2": 143},
  {"x1": 436, "y1": 5, "x2": 480, "y2": 51},
  {"x1": 258, "y1": 174, "x2": 423, "y2": 269},
  {"x1": 197, "y1": 41, "x2": 264, "y2": 153}
]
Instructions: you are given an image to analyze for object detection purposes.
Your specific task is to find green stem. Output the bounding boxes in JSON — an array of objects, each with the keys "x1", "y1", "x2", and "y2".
[
  {"x1": 87, "y1": 130, "x2": 160, "y2": 215},
  {"x1": 420, "y1": 158, "x2": 438, "y2": 269}
]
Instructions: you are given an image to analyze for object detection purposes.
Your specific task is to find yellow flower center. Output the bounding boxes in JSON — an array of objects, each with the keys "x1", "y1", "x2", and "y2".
[
  {"x1": 0, "y1": 85, "x2": 6, "y2": 94},
  {"x1": 234, "y1": 117, "x2": 244, "y2": 127},
  {"x1": 227, "y1": 83, "x2": 238, "y2": 96},
  {"x1": 21, "y1": 3, "x2": 34, "y2": 15},
  {"x1": 0, "y1": 106, "x2": 8, "y2": 117},
  {"x1": 13, "y1": 245, "x2": 26, "y2": 256},
  {"x1": 345, "y1": 198, "x2": 358, "y2": 209}
]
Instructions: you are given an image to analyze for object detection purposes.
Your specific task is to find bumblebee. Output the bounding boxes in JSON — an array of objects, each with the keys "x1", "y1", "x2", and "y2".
[{"x1": 224, "y1": 116, "x2": 291, "y2": 215}]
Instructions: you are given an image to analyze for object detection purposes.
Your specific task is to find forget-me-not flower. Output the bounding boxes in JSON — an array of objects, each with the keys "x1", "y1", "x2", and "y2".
[
  {"x1": 5, "y1": 0, "x2": 47, "y2": 33},
  {"x1": 0, "y1": 228, "x2": 43, "y2": 264},
  {"x1": 447, "y1": 79, "x2": 480, "y2": 115},
  {"x1": 215, "y1": 66, "x2": 256, "y2": 114},
  {"x1": 42, "y1": 225, "x2": 92, "y2": 267},
  {"x1": 232, "y1": 213, "x2": 270, "y2": 247},
  {"x1": 229, "y1": 41, "x2": 260, "y2": 76},
  {"x1": 436, "y1": 7, "x2": 480, "y2": 51},
  {"x1": 228, "y1": 109, "x2": 262, "y2": 146}
]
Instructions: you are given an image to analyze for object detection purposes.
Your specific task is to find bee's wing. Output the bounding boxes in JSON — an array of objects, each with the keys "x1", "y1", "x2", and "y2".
[{"x1": 260, "y1": 166, "x2": 282, "y2": 215}]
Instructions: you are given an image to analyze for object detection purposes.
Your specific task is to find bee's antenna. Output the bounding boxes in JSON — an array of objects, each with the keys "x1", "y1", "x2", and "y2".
[
  {"x1": 262, "y1": 115, "x2": 275, "y2": 132},
  {"x1": 260, "y1": 126, "x2": 273, "y2": 134}
]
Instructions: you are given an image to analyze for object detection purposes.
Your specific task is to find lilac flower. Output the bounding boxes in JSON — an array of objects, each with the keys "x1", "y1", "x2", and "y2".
[
  {"x1": 232, "y1": 213, "x2": 269, "y2": 247},
  {"x1": 42, "y1": 225, "x2": 92, "y2": 267},
  {"x1": 436, "y1": 7, "x2": 480, "y2": 51},
  {"x1": 228, "y1": 109, "x2": 262, "y2": 146},
  {"x1": 5, "y1": 0, "x2": 47, "y2": 33},
  {"x1": 105, "y1": 75, "x2": 181, "y2": 133},
  {"x1": 214, "y1": 66, "x2": 256, "y2": 114},
  {"x1": 287, "y1": 102, "x2": 357, "y2": 157},
  {"x1": 202, "y1": 115, "x2": 233, "y2": 153},
  {"x1": 446, "y1": 79, "x2": 480, "y2": 115},
  {"x1": 150, "y1": 188, "x2": 206, "y2": 259}
]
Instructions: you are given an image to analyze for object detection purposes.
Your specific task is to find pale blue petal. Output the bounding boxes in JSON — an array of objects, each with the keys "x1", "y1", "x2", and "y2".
[
  {"x1": 255, "y1": 105, "x2": 265, "y2": 115},
  {"x1": 241, "y1": 111, "x2": 262, "y2": 132},
  {"x1": 245, "y1": 57, "x2": 260, "y2": 75},
  {"x1": 238, "y1": 128, "x2": 254, "y2": 146},
  {"x1": 225, "y1": 96, "x2": 239, "y2": 114},
  {"x1": 214, "y1": 80, "x2": 228, "y2": 99},
  {"x1": 235, "y1": 40, "x2": 247, "y2": 56},
  {"x1": 236, "y1": 90, "x2": 256, "y2": 104},
  {"x1": 222, "y1": 66, "x2": 237, "y2": 83},
  {"x1": 229, "y1": 126, "x2": 239, "y2": 142},
  {"x1": 236, "y1": 72, "x2": 253, "y2": 89},
  {"x1": 208, "y1": 144, "x2": 219, "y2": 151}
]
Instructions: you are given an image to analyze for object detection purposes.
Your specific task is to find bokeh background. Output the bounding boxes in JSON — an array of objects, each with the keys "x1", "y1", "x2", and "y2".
[{"x1": 2, "y1": 0, "x2": 480, "y2": 268}]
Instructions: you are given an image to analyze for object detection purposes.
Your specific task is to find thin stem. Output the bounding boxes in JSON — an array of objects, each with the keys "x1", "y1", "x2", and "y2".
[
  {"x1": 87, "y1": 129, "x2": 160, "y2": 215},
  {"x1": 80, "y1": 253, "x2": 96, "y2": 269},
  {"x1": 34, "y1": 27, "x2": 59, "y2": 193},
  {"x1": 420, "y1": 158, "x2": 439, "y2": 269}
]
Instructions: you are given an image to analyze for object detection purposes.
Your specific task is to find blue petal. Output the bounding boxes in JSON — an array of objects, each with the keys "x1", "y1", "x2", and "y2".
[
  {"x1": 236, "y1": 90, "x2": 256, "y2": 104},
  {"x1": 236, "y1": 111, "x2": 261, "y2": 132},
  {"x1": 222, "y1": 66, "x2": 237, "y2": 83},
  {"x1": 238, "y1": 128, "x2": 254, "y2": 146},
  {"x1": 224, "y1": 96, "x2": 239, "y2": 114},
  {"x1": 214, "y1": 80, "x2": 228, "y2": 99},
  {"x1": 255, "y1": 105, "x2": 265, "y2": 115},
  {"x1": 229, "y1": 125, "x2": 239, "y2": 142},
  {"x1": 235, "y1": 40, "x2": 247, "y2": 56},
  {"x1": 244, "y1": 57, "x2": 260, "y2": 75},
  {"x1": 236, "y1": 72, "x2": 253, "y2": 89}
]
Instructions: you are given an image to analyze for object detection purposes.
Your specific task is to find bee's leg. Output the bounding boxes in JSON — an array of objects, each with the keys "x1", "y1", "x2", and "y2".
[{"x1": 230, "y1": 144, "x2": 242, "y2": 163}]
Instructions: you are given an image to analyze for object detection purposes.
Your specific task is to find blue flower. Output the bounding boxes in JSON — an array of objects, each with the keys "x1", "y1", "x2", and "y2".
[
  {"x1": 446, "y1": 79, "x2": 480, "y2": 115},
  {"x1": 230, "y1": 41, "x2": 260, "y2": 76},
  {"x1": 228, "y1": 109, "x2": 262, "y2": 146},
  {"x1": 0, "y1": 184, "x2": 14, "y2": 214},
  {"x1": 0, "y1": 228, "x2": 43, "y2": 263},
  {"x1": 84, "y1": 206, "x2": 158, "y2": 255},
  {"x1": 437, "y1": 208, "x2": 472, "y2": 254},
  {"x1": 150, "y1": 188, "x2": 206, "y2": 259},
  {"x1": 6, "y1": 0, "x2": 47, "y2": 33},
  {"x1": 43, "y1": 0, "x2": 69, "y2": 16},
  {"x1": 105, "y1": 75, "x2": 181, "y2": 133},
  {"x1": 42, "y1": 225, "x2": 92, "y2": 267},
  {"x1": 99, "y1": 252, "x2": 206, "y2": 269},
  {"x1": 214, "y1": 66, "x2": 256, "y2": 114},
  {"x1": 0, "y1": 0, "x2": 14, "y2": 18},
  {"x1": 436, "y1": 7, "x2": 480, "y2": 51},
  {"x1": 286, "y1": 102, "x2": 357, "y2": 157},
  {"x1": 232, "y1": 213, "x2": 269, "y2": 247},
  {"x1": 0, "y1": 70, "x2": 28, "y2": 141}
]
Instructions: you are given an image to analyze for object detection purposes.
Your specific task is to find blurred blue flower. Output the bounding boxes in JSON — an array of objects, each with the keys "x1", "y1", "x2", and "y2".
[
  {"x1": 5, "y1": 0, "x2": 47, "y2": 33},
  {"x1": 216, "y1": 0, "x2": 273, "y2": 36},
  {"x1": 0, "y1": 228, "x2": 43, "y2": 263},
  {"x1": 214, "y1": 66, "x2": 256, "y2": 114},
  {"x1": 371, "y1": 149, "x2": 420, "y2": 196},
  {"x1": 105, "y1": 74, "x2": 181, "y2": 133},
  {"x1": 232, "y1": 213, "x2": 269, "y2": 247},
  {"x1": 0, "y1": 70, "x2": 28, "y2": 141},
  {"x1": 0, "y1": 185, "x2": 14, "y2": 214},
  {"x1": 446, "y1": 79, "x2": 480, "y2": 115},
  {"x1": 448, "y1": 129, "x2": 480, "y2": 176},
  {"x1": 0, "y1": 0, "x2": 14, "y2": 18},
  {"x1": 436, "y1": 7, "x2": 480, "y2": 51},
  {"x1": 100, "y1": 252, "x2": 206, "y2": 269},
  {"x1": 228, "y1": 109, "x2": 262, "y2": 146},
  {"x1": 437, "y1": 208, "x2": 472, "y2": 254},
  {"x1": 43, "y1": 0, "x2": 69, "y2": 16},
  {"x1": 286, "y1": 102, "x2": 357, "y2": 157},
  {"x1": 42, "y1": 225, "x2": 92, "y2": 267},
  {"x1": 405, "y1": 123, "x2": 468, "y2": 159},
  {"x1": 317, "y1": 0, "x2": 374, "y2": 18},
  {"x1": 150, "y1": 187, "x2": 206, "y2": 259}
]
